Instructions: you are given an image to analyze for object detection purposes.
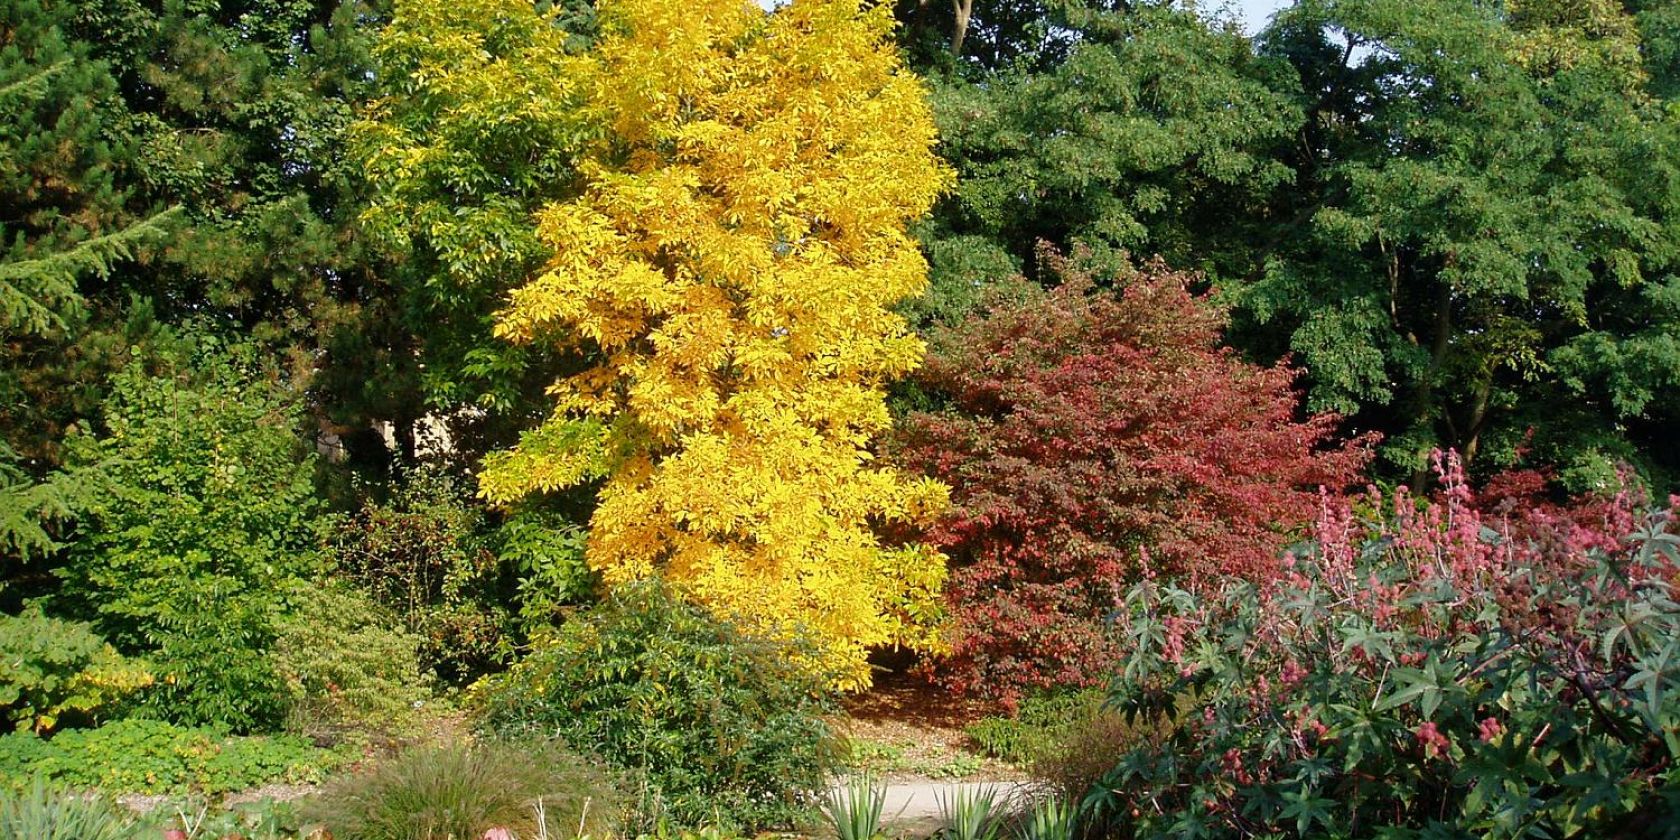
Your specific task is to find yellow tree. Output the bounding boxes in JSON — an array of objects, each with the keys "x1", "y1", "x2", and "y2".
[{"x1": 471, "y1": 0, "x2": 952, "y2": 687}]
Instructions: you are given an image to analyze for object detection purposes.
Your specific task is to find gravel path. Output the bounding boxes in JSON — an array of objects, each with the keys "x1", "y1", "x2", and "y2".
[{"x1": 830, "y1": 779, "x2": 1042, "y2": 833}]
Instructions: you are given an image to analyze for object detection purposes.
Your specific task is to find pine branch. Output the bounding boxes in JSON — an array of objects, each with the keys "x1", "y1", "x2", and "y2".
[
  {"x1": 0, "y1": 442, "x2": 107, "y2": 565},
  {"x1": 0, "y1": 206, "x2": 181, "y2": 337},
  {"x1": 0, "y1": 58, "x2": 69, "y2": 105}
]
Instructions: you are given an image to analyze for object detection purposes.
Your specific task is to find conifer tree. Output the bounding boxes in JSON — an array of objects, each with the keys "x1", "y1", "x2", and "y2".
[{"x1": 0, "y1": 0, "x2": 171, "y2": 564}]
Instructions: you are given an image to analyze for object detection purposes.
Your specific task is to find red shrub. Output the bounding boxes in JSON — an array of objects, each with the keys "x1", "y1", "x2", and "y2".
[{"x1": 891, "y1": 251, "x2": 1369, "y2": 703}]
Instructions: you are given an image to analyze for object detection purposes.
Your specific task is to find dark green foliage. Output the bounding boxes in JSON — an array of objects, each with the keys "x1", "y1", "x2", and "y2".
[
  {"x1": 0, "y1": 609, "x2": 151, "y2": 734},
  {"x1": 479, "y1": 582, "x2": 837, "y2": 831},
  {"x1": 0, "y1": 719, "x2": 332, "y2": 795},
  {"x1": 331, "y1": 467, "x2": 514, "y2": 686},
  {"x1": 303, "y1": 740, "x2": 621, "y2": 840},
  {"x1": 0, "y1": 0, "x2": 176, "y2": 467},
  {"x1": 906, "y1": 0, "x2": 1680, "y2": 490},
  {"x1": 59, "y1": 0, "x2": 380, "y2": 356},
  {"x1": 0, "y1": 443, "x2": 104, "y2": 571},
  {"x1": 1237, "y1": 0, "x2": 1680, "y2": 484},
  {"x1": 0, "y1": 0, "x2": 151, "y2": 339},
  {"x1": 53, "y1": 336, "x2": 328, "y2": 732},
  {"x1": 925, "y1": 3, "x2": 1298, "y2": 300}
]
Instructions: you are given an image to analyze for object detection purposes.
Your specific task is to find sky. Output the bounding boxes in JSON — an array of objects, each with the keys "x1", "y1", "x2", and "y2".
[
  {"x1": 1228, "y1": 0, "x2": 1292, "y2": 34},
  {"x1": 751, "y1": 0, "x2": 1297, "y2": 38}
]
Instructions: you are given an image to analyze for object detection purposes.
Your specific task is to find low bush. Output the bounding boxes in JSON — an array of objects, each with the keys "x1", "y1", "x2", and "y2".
[
  {"x1": 0, "y1": 719, "x2": 335, "y2": 795},
  {"x1": 332, "y1": 467, "x2": 514, "y2": 686},
  {"x1": 479, "y1": 581, "x2": 837, "y2": 831},
  {"x1": 1085, "y1": 454, "x2": 1680, "y2": 837},
  {"x1": 965, "y1": 690, "x2": 1104, "y2": 768},
  {"x1": 0, "y1": 780, "x2": 139, "y2": 840},
  {"x1": 303, "y1": 740, "x2": 618, "y2": 840},
  {"x1": 0, "y1": 609, "x2": 152, "y2": 734},
  {"x1": 1032, "y1": 693, "x2": 1184, "y2": 808},
  {"x1": 271, "y1": 584, "x2": 431, "y2": 746}
]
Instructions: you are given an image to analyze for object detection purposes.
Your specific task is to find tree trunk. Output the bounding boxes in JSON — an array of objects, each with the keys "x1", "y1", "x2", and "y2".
[
  {"x1": 1410, "y1": 280, "x2": 1454, "y2": 491},
  {"x1": 951, "y1": 0, "x2": 973, "y2": 57}
]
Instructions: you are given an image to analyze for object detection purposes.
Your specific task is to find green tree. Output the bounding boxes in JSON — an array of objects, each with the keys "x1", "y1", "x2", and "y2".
[
  {"x1": 0, "y1": 0, "x2": 175, "y2": 570},
  {"x1": 1239, "y1": 0, "x2": 1680, "y2": 486},
  {"x1": 4, "y1": 0, "x2": 423, "y2": 482},
  {"x1": 912, "y1": 1, "x2": 1299, "y2": 326},
  {"x1": 349, "y1": 0, "x2": 596, "y2": 465}
]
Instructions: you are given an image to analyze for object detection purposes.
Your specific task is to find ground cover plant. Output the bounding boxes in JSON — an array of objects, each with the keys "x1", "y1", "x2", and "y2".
[
  {"x1": 1087, "y1": 454, "x2": 1680, "y2": 837},
  {"x1": 0, "y1": 719, "x2": 334, "y2": 795}
]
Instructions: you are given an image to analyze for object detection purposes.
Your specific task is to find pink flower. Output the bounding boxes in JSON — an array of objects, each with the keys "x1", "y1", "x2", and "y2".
[
  {"x1": 1279, "y1": 659, "x2": 1307, "y2": 686},
  {"x1": 1415, "y1": 721, "x2": 1452, "y2": 760},
  {"x1": 1478, "y1": 717, "x2": 1504, "y2": 744}
]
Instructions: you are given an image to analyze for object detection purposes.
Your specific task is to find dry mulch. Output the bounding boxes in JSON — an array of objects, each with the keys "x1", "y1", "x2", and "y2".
[{"x1": 833, "y1": 669, "x2": 1025, "y2": 784}]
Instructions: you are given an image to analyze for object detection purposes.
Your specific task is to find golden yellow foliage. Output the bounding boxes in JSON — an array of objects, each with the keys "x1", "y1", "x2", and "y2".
[{"x1": 472, "y1": 0, "x2": 952, "y2": 688}]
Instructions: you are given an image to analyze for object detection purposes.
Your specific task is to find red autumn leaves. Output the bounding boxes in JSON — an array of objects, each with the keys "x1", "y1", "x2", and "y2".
[{"x1": 891, "y1": 251, "x2": 1370, "y2": 702}]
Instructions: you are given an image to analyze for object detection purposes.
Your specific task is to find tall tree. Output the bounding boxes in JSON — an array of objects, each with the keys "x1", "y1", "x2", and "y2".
[
  {"x1": 392, "y1": 0, "x2": 956, "y2": 688},
  {"x1": 0, "y1": 0, "x2": 173, "y2": 570},
  {"x1": 351, "y1": 0, "x2": 597, "y2": 469},
  {"x1": 4, "y1": 0, "x2": 409, "y2": 476},
  {"x1": 910, "y1": 2, "x2": 1301, "y2": 325},
  {"x1": 1240, "y1": 0, "x2": 1680, "y2": 487}
]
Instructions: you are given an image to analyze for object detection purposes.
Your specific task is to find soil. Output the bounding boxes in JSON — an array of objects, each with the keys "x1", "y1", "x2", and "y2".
[{"x1": 833, "y1": 667, "x2": 1025, "y2": 784}]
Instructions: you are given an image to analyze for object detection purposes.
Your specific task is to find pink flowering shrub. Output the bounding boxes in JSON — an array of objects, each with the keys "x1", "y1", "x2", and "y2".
[{"x1": 1087, "y1": 453, "x2": 1680, "y2": 838}]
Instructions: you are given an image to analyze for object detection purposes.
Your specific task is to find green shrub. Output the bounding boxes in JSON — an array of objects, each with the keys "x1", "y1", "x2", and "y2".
[
  {"x1": 0, "y1": 779, "x2": 139, "y2": 840},
  {"x1": 53, "y1": 337, "x2": 330, "y2": 733},
  {"x1": 1087, "y1": 469, "x2": 1680, "y2": 837},
  {"x1": 0, "y1": 609, "x2": 152, "y2": 734},
  {"x1": 0, "y1": 719, "x2": 334, "y2": 795},
  {"x1": 495, "y1": 510, "x2": 596, "y2": 631},
  {"x1": 303, "y1": 740, "x2": 619, "y2": 840},
  {"x1": 479, "y1": 581, "x2": 837, "y2": 830},
  {"x1": 332, "y1": 466, "x2": 514, "y2": 686},
  {"x1": 964, "y1": 691, "x2": 1103, "y2": 768},
  {"x1": 271, "y1": 584, "x2": 431, "y2": 745}
]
